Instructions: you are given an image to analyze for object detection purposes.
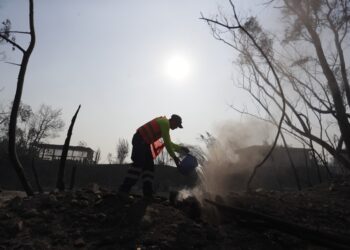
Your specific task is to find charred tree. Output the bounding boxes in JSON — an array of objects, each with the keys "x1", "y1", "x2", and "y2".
[
  {"x1": 201, "y1": 1, "x2": 287, "y2": 191},
  {"x1": 56, "y1": 105, "x2": 81, "y2": 191},
  {"x1": 283, "y1": 0, "x2": 350, "y2": 160},
  {"x1": 201, "y1": 0, "x2": 350, "y2": 191},
  {"x1": 0, "y1": 0, "x2": 36, "y2": 196}
]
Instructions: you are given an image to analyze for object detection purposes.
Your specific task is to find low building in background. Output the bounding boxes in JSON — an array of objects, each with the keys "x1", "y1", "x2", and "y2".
[
  {"x1": 235, "y1": 145, "x2": 314, "y2": 169},
  {"x1": 35, "y1": 143, "x2": 94, "y2": 164},
  {"x1": 232, "y1": 145, "x2": 323, "y2": 190}
]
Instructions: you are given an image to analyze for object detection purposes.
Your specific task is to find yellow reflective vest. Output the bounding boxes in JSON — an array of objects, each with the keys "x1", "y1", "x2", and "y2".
[{"x1": 137, "y1": 116, "x2": 181, "y2": 158}]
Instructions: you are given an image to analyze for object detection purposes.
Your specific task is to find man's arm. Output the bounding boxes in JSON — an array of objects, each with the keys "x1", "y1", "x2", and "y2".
[
  {"x1": 159, "y1": 122, "x2": 177, "y2": 157},
  {"x1": 157, "y1": 118, "x2": 182, "y2": 164}
]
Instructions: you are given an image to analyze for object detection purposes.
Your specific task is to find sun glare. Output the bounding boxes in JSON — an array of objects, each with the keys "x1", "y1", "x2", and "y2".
[{"x1": 164, "y1": 54, "x2": 191, "y2": 82}]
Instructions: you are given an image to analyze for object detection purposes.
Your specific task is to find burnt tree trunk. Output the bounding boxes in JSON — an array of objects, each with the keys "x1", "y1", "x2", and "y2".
[
  {"x1": 6, "y1": 0, "x2": 36, "y2": 196},
  {"x1": 56, "y1": 105, "x2": 81, "y2": 191},
  {"x1": 289, "y1": 1, "x2": 350, "y2": 167}
]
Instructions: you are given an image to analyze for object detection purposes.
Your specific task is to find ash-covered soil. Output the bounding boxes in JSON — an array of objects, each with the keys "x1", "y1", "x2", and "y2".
[{"x1": 0, "y1": 177, "x2": 349, "y2": 250}]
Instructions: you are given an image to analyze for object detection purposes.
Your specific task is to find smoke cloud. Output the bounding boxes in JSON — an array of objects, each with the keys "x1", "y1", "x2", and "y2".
[{"x1": 190, "y1": 118, "x2": 274, "y2": 203}]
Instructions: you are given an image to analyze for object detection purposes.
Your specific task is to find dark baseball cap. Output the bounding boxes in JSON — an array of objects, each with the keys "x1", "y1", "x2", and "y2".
[{"x1": 171, "y1": 114, "x2": 183, "y2": 128}]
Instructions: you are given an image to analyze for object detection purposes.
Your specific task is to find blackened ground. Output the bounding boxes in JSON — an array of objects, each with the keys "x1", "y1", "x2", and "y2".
[{"x1": 0, "y1": 176, "x2": 349, "y2": 249}]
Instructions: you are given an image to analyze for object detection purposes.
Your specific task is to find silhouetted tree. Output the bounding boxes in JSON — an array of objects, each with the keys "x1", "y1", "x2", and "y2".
[
  {"x1": 202, "y1": 1, "x2": 287, "y2": 190},
  {"x1": 201, "y1": 0, "x2": 350, "y2": 188},
  {"x1": 26, "y1": 104, "x2": 64, "y2": 149},
  {"x1": 56, "y1": 105, "x2": 81, "y2": 191},
  {"x1": 0, "y1": 102, "x2": 31, "y2": 159},
  {"x1": 0, "y1": 103, "x2": 64, "y2": 157},
  {"x1": 0, "y1": 103, "x2": 32, "y2": 154},
  {"x1": 0, "y1": 99, "x2": 8, "y2": 126},
  {"x1": 107, "y1": 153, "x2": 114, "y2": 164},
  {"x1": 0, "y1": 0, "x2": 36, "y2": 195},
  {"x1": 116, "y1": 138, "x2": 129, "y2": 164}
]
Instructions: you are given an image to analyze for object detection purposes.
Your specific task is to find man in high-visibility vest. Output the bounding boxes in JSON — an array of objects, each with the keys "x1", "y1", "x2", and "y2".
[{"x1": 118, "y1": 114, "x2": 189, "y2": 199}]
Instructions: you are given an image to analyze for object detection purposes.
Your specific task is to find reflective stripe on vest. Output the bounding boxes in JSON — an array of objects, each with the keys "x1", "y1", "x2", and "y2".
[
  {"x1": 137, "y1": 117, "x2": 163, "y2": 144},
  {"x1": 151, "y1": 139, "x2": 165, "y2": 159}
]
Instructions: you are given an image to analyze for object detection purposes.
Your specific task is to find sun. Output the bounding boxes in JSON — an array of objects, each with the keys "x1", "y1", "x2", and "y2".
[{"x1": 164, "y1": 54, "x2": 191, "y2": 82}]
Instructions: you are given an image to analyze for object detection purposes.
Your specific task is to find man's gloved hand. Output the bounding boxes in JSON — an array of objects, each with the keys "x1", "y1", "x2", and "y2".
[
  {"x1": 181, "y1": 146, "x2": 190, "y2": 154},
  {"x1": 173, "y1": 156, "x2": 181, "y2": 168}
]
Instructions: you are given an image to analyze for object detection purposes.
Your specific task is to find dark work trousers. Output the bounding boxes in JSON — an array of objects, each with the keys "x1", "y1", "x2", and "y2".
[{"x1": 119, "y1": 132, "x2": 155, "y2": 197}]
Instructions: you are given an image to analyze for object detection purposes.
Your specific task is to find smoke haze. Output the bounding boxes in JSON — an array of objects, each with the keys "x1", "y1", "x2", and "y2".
[{"x1": 188, "y1": 119, "x2": 274, "y2": 203}]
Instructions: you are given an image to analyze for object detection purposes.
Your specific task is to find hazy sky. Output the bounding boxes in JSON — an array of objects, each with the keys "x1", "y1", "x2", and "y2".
[{"x1": 0, "y1": 0, "x2": 280, "y2": 162}]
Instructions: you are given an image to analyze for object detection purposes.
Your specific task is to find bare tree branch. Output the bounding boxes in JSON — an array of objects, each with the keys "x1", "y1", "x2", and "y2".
[{"x1": 0, "y1": 33, "x2": 25, "y2": 53}]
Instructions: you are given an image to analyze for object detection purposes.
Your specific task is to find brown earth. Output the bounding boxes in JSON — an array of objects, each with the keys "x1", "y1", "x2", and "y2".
[{"x1": 0, "y1": 177, "x2": 349, "y2": 250}]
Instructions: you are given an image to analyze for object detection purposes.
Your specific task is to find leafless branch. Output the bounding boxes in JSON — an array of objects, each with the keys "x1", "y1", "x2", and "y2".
[{"x1": 0, "y1": 33, "x2": 25, "y2": 53}]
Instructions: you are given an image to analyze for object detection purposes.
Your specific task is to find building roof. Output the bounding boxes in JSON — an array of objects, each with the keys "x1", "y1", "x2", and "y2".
[{"x1": 35, "y1": 143, "x2": 94, "y2": 153}]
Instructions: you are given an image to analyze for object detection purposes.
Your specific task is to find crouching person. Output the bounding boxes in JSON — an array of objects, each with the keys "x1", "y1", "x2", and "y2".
[{"x1": 118, "y1": 114, "x2": 189, "y2": 199}]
